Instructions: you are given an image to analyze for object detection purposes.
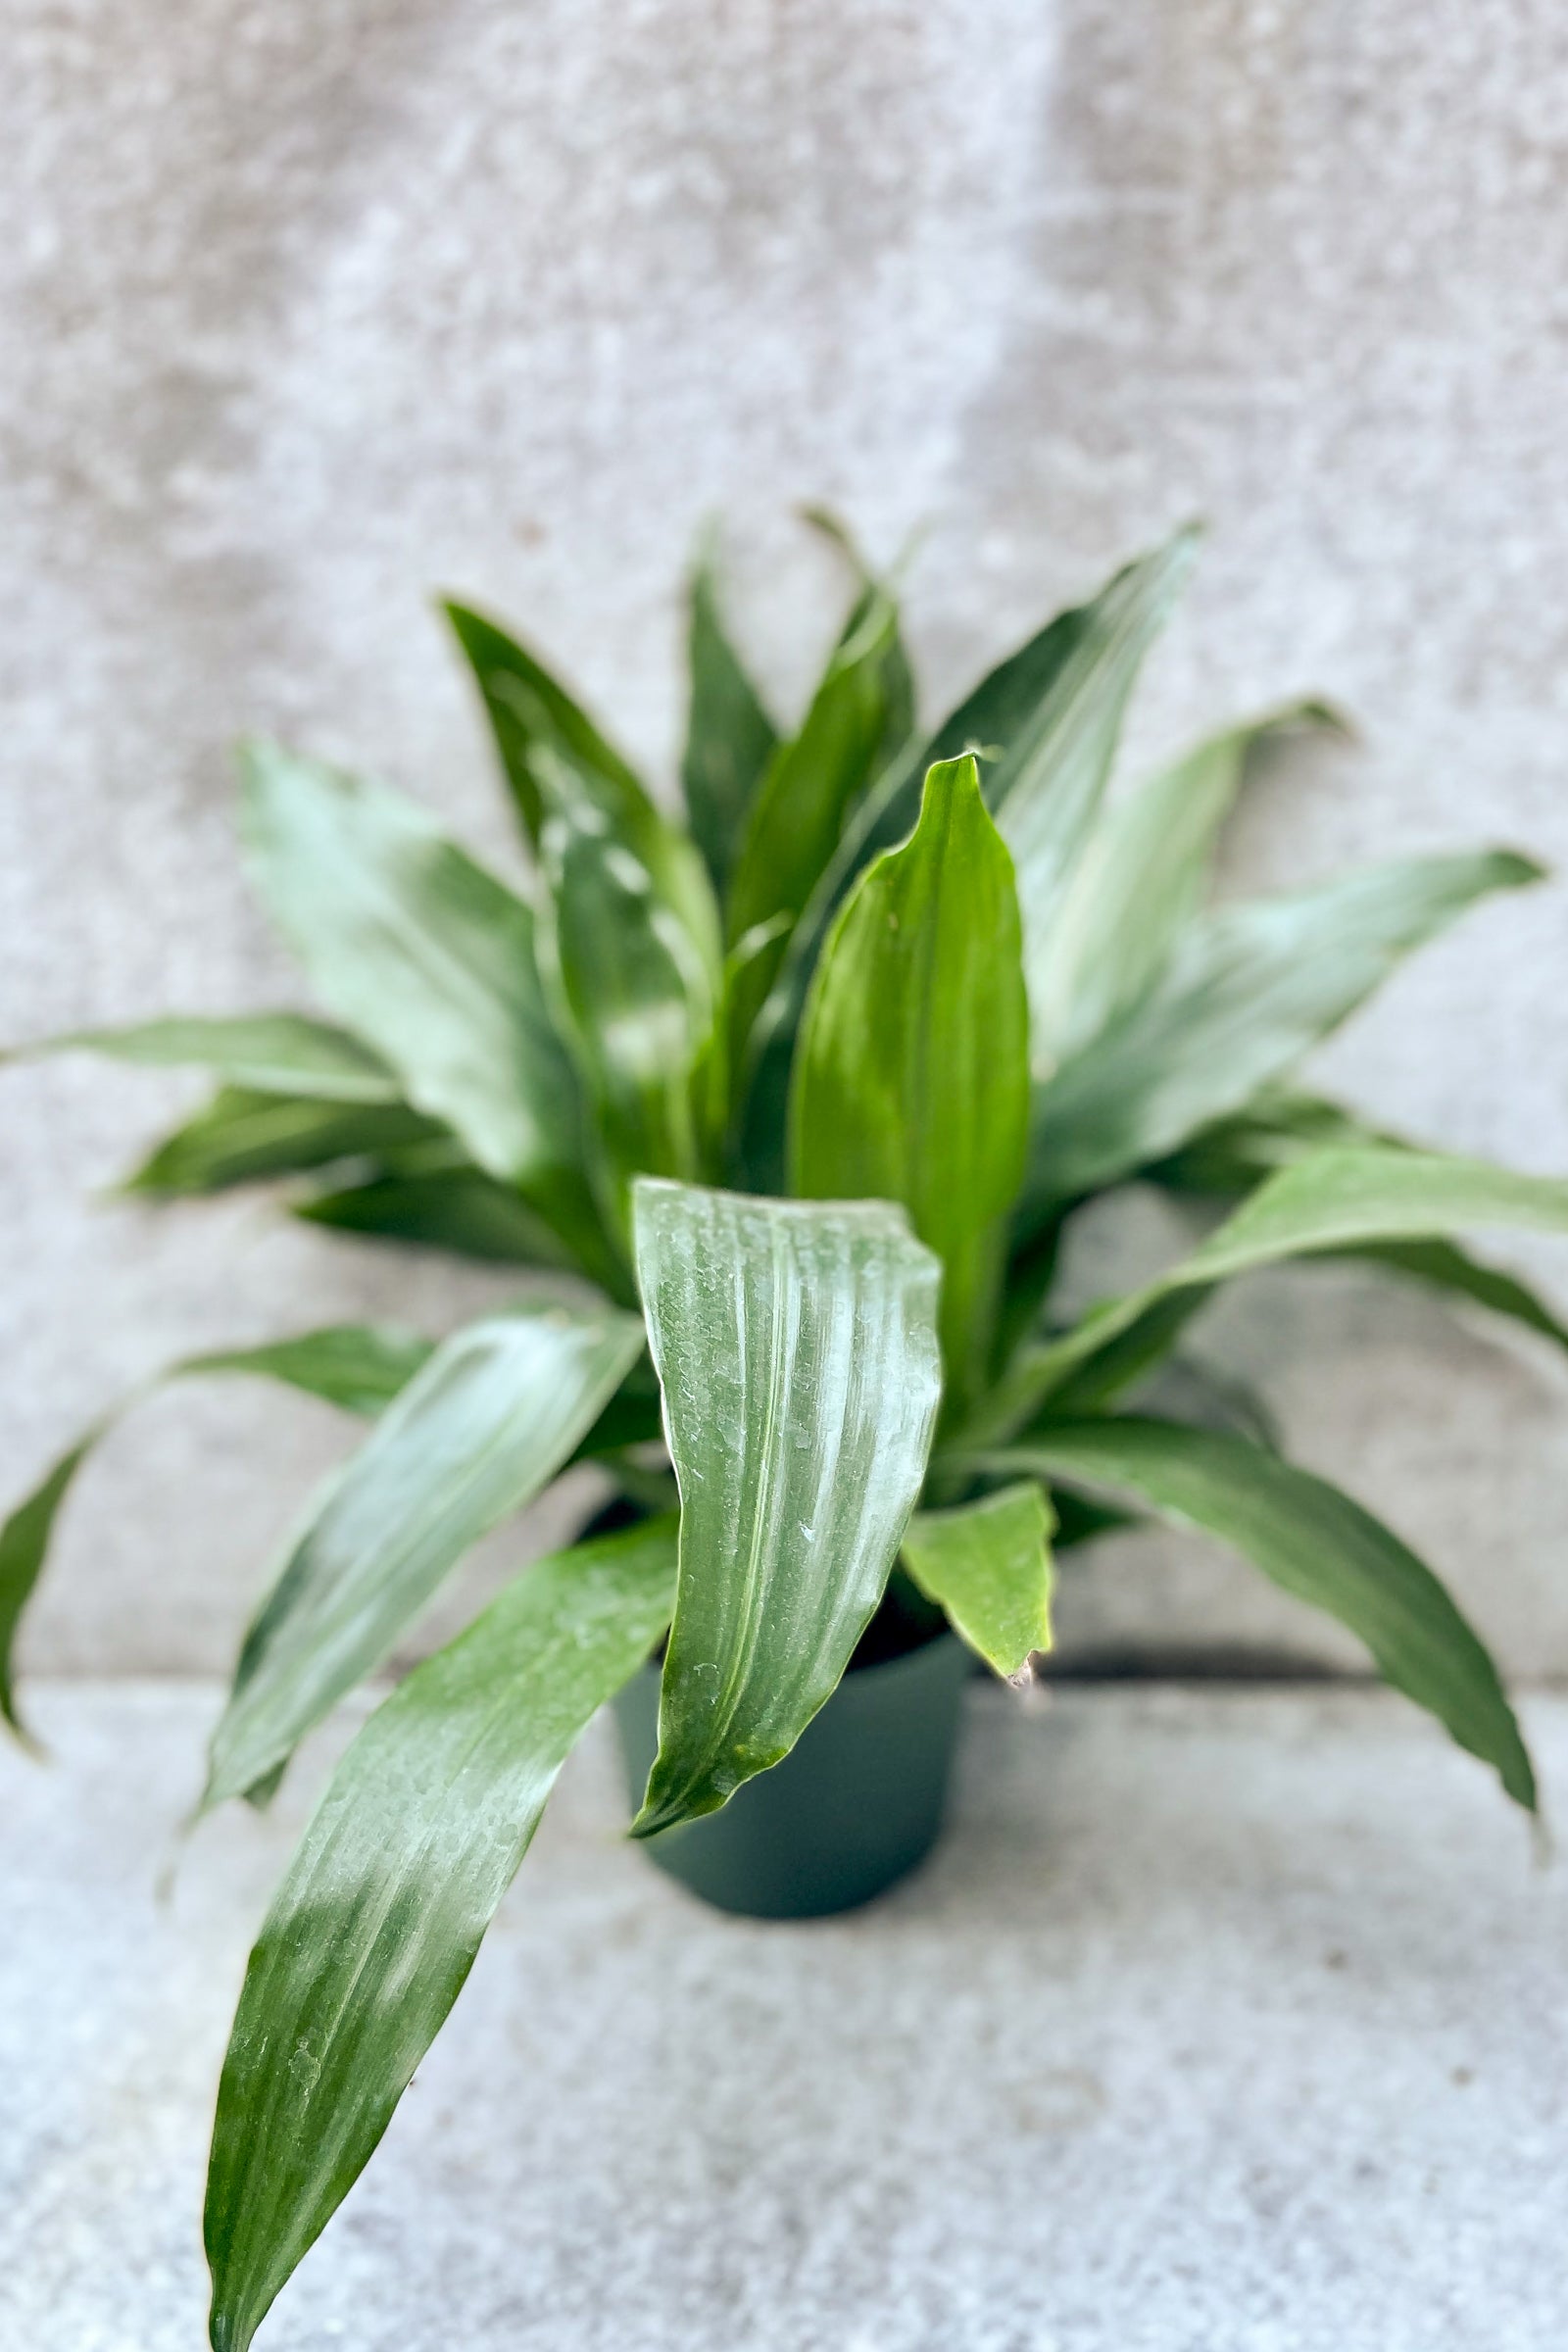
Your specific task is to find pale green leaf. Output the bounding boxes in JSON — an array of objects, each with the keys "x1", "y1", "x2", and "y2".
[
  {"x1": 1021, "y1": 849, "x2": 1542, "y2": 1221},
  {"x1": 903, "y1": 1483, "x2": 1054, "y2": 1677},
  {"x1": 6, "y1": 1011, "x2": 398, "y2": 1102},
  {"x1": 1027, "y1": 701, "x2": 1345, "y2": 1070},
  {"x1": 629, "y1": 1179, "x2": 942, "y2": 1835},
  {"x1": 966, "y1": 1419, "x2": 1534, "y2": 1809},
  {"x1": 204, "y1": 1518, "x2": 677, "y2": 2352},
  {"x1": 203, "y1": 1302, "x2": 645, "y2": 1807},
  {"x1": 790, "y1": 755, "x2": 1029, "y2": 1403}
]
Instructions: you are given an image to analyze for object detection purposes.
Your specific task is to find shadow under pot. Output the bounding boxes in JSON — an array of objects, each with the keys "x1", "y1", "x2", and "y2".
[{"x1": 612, "y1": 1630, "x2": 971, "y2": 1921}]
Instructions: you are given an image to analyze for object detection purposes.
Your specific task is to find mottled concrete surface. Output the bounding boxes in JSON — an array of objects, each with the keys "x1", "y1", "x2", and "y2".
[
  {"x1": 5, "y1": 0, "x2": 1568, "y2": 1675},
  {"x1": 3, "y1": 1681, "x2": 1564, "y2": 2350}
]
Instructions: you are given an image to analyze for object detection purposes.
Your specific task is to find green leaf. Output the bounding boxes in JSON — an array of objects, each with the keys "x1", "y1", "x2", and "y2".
[
  {"x1": 733, "y1": 532, "x2": 1197, "y2": 1192},
  {"x1": 6, "y1": 1011, "x2": 399, "y2": 1102},
  {"x1": 0, "y1": 1326, "x2": 436, "y2": 1743},
  {"x1": 203, "y1": 1517, "x2": 677, "y2": 2352},
  {"x1": 790, "y1": 755, "x2": 1030, "y2": 1403},
  {"x1": 681, "y1": 551, "x2": 779, "y2": 898},
  {"x1": 1026, "y1": 702, "x2": 1346, "y2": 1070},
  {"x1": 724, "y1": 587, "x2": 900, "y2": 1003},
  {"x1": 534, "y1": 753, "x2": 720, "y2": 1225},
  {"x1": 238, "y1": 743, "x2": 611, "y2": 1267},
  {"x1": 903, "y1": 1483, "x2": 1054, "y2": 1678},
  {"x1": 122, "y1": 1089, "x2": 440, "y2": 1196},
  {"x1": 983, "y1": 1145, "x2": 1568, "y2": 1438},
  {"x1": 203, "y1": 1302, "x2": 644, "y2": 1807},
  {"x1": 629, "y1": 1178, "x2": 942, "y2": 1835},
  {"x1": 967, "y1": 1418, "x2": 1535, "y2": 1809},
  {"x1": 297, "y1": 1164, "x2": 586, "y2": 1273},
  {"x1": 1334, "y1": 1236, "x2": 1568, "y2": 1357},
  {"x1": 1021, "y1": 848, "x2": 1542, "y2": 1221}
]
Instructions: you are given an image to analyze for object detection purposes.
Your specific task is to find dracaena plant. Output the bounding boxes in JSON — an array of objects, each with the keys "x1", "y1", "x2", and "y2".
[{"x1": 7, "y1": 524, "x2": 1568, "y2": 2349}]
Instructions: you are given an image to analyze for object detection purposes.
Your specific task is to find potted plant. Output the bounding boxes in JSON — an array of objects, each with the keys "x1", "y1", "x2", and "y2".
[{"x1": 7, "y1": 523, "x2": 1568, "y2": 2352}]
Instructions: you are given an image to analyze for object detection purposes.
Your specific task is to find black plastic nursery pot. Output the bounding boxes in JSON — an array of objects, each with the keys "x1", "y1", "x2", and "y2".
[{"x1": 612, "y1": 1630, "x2": 972, "y2": 1920}]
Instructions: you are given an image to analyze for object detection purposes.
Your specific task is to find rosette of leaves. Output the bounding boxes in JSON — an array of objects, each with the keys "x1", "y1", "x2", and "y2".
[{"x1": 7, "y1": 523, "x2": 1568, "y2": 2350}]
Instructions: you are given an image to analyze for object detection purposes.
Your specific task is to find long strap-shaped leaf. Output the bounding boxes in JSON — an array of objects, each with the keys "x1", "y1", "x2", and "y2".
[
  {"x1": 903, "y1": 1483, "x2": 1054, "y2": 1679},
  {"x1": 0, "y1": 1326, "x2": 436, "y2": 1742},
  {"x1": 3, "y1": 1011, "x2": 399, "y2": 1102},
  {"x1": 123, "y1": 1090, "x2": 441, "y2": 1196},
  {"x1": 630, "y1": 1179, "x2": 942, "y2": 1834},
  {"x1": 982, "y1": 1146, "x2": 1568, "y2": 1440},
  {"x1": 1020, "y1": 848, "x2": 1541, "y2": 1222},
  {"x1": 204, "y1": 1518, "x2": 678, "y2": 2352},
  {"x1": 790, "y1": 754, "x2": 1029, "y2": 1406},
  {"x1": 681, "y1": 548, "x2": 780, "y2": 899},
  {"x1": 203, "y1": 1303, "x2": 644, "y2": 1808},
  {"x1": 733, "y1": 533, "x2": 1195, "y2": 1191},
  {"x1": 964, "y1": 1419, "x2": 1535, "y2": 1809}
]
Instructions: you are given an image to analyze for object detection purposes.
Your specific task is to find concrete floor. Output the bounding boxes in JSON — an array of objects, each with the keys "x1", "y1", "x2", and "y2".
[{"x1": 3, "y1": 1680, "x2": 1564, "y2": 2351}]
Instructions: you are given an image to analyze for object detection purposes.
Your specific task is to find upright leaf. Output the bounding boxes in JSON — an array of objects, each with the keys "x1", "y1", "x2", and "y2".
[
  {"x1": 723, "y1": 588, "x2": 900, "y2": 1047},
  {"x1": 238, "y1": 744, "x2": 606, "y2": 1268},
  {"x1": 0, "y1": 1326, "x2": 436, "y2": 1740},
  {"x1": 204, "y1": 1519, "x2": 678, "y2": 2352},
  {"x1": 534, "y1": 753, "x2": 719, "y2": 1226},
  {"x1": 1026, "y1": 702, "x2": 1345, "y2": 1071},
  {"x1": 123, "y1": 1090, "x2": 439, "y2": 1196},
  {"x1": 681, "y1": 553, "x2": 779, "y2": 898},
  {"x1": 203, "y1": 1302, "x2": 644, "y2": 1807},
  {"x1": 791, "y1": 755, "x2": 1029, "y2": 1402},
  {"x1": 903, "y1": 1483, "x2": 1054, "y2": 1678},
  {"x1": 6, "y1": 1012, "x2": 398, "y2": 1102},
  {"x1": 735, "y1": 532, "x2": 1197, "y2": 1191},
  {"x1": 984, "y1": 1145, "x2": 1568, "y2": 1438},
  {"x1": 1021, "y1": 849, "x2": 1542, "y2": 1221},
  {"x1": 968, "y1": 1419, "x2": 1534, "y2": 1809},
  {"x1": 630, "y1": 1179, "x2": 942, "y2": 1835}
]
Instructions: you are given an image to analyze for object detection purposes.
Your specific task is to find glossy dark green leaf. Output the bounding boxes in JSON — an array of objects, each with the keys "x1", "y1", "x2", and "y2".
[
  {"x1": 237, "y1": 742, "x2": 624, "y2": 1289},
  {"x1": 968, "y1": 1418, "x2": 1535, "y2": 1809},
  {"x1": 297, "y1": 1163, "x2": 584, "y2": 1272},
  {"x1": 1027, "y1": 702, "x2": 1345, "y2": 1069},
  {"x1": 6, "y1": 1011, "x2": 398, "y2": 1102},
  {"x1": 984, "y1": 1145, "x2": 1568, "y2": 1439},
  {"x1": 123, "y1": 1089, "x2": 440, "y2": 1196},
  {"x1": 0, "y1": 1326, "x2": 436, "y2": 1742},
  {"x1": 791, "y1": 755, "x2": 1030, "y2": 1402},
  {"x1": 204, "y1": 1517, "x2": 678, "y2": 2352},
  {"x1": 734, "y1": 533, "x2": 1196, "y2": 1192},
  {"x1": 629, "y1": 1179, "x2": 942, "y2": 1835},
  {"x1": 203, "y1": 1302, "x2": 645, "y2": 1808},
  {"x1": 903, "y1": 1483, "x2": 1054, "y2": 1677},
  {"x1": 681, "y1": 552, "x2": 779, "y2": 898},
  {"x1": 1021, "y1": 849, "x2": 1542, "y2": 1221},
  {"x1": 534, "y1": 753, "x2": 720, "y2": 1225},
  {"x1": 724, "y1": 587, "x2": 900, "y2": 1009}
]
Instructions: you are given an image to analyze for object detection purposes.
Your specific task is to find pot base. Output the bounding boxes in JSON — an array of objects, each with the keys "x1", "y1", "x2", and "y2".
[{"x1": 612, "y1": 1633, "x2": 971, "y2": 1919}]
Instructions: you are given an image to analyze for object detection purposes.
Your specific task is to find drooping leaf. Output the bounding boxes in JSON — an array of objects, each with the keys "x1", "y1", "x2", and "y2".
[
  {"x1": 204, "y1": 1518, "x2": 678, "y2": 2352},
  {"x1": 1020, "y1": 849, "x2": 1542, "y2": 1223},
  {"x1": 123, "y1": 1089, "x2": 440, "y2": 1196},
  {"x1": 791, "y1": 755, "x2": 1030, "y2": 1403},
  {"x1": 734, "y1": 532, "x2": 1197, "y2": 1191},
  {"x1": 681, "y1": 551, "x2": 779, "y2": 899},
  {"x1": 297, "y1": 1163, "x2": 586, "y2": 1273},
  {"x1": 1026, "y1": 701, "x2": 1346, "y2": 1071},
  {"x1": 723, "y1": 586, "x2": 901, "y2": 1036},
  {"x1": 629, "y1": 1179, "x2": 942, "y2": 1835},
  {"x1": 6, "y1": 1011, "x2": 399, "y2": 1102},
  {"x1": 965, "y1": 1418, "x2": 1535, "y2": 1809},
  {"x1": 0, "y1": 1326, "x2": 436, "y2": 1741},
  {"x1": 203, "y1": 1302, "x2": 645, "y2": 1808},
  {"x1": 982, "y1": 1145, "x2": 1568, "y2": 1439},
  {"x1": 533, "y1": 752, "x2": 719, "y2": 1226},
  {"x1": 1333, "y1": 1236, "x2": 1568, "y2": 1357},
  {"x1": 902, "y1": 1483, "x2": 1054, "y2": 1678},
  {"x1": 238, "y1": 743, "x2": 614, "y2": 1278}
]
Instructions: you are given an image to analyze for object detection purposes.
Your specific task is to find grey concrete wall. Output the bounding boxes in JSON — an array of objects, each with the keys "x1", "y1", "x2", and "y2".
[{"x1": 5, "y1": 0, "x2": 1568, "y2": 1680}]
